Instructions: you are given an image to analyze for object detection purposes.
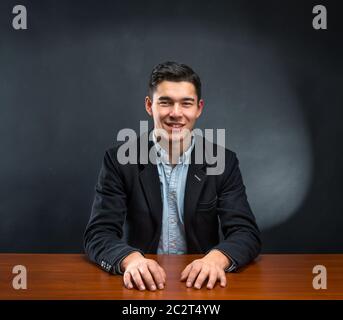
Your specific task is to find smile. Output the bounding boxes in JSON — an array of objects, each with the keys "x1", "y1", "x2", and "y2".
[{"x1": 166, "y1": 123, "x2": 185, "y2": 129}]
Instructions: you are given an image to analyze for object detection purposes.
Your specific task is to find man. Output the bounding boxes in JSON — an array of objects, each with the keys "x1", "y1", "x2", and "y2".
[{"x1": 84, "y1": 61, "x2": 261, "y2": 291}]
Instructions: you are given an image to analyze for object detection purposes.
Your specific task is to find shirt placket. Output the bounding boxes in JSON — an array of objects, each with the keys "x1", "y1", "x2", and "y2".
[{"x1": 168, "y1": 165, "x2": 179, "y2": 254}]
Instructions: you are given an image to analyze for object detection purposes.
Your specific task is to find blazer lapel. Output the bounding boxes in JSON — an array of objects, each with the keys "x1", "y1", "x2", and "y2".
[
  {"x1": 138, "y1": 134, "x2": 163, "y2": 231},
  {"x1": 184, "y1": 135, "x2": 207, "y2": 249}
]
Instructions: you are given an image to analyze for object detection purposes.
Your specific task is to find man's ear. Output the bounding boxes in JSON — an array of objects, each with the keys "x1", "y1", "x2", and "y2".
[
  {"x1": 145, "y1": 96, "x2": 153, "y2": 116},
  {"x1": 196, "y1": 99, "x2": 204, "y2": 118}
]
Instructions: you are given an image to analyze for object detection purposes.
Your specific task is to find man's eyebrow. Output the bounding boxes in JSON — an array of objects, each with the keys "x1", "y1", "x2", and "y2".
[
  {"x1": 158, "y1": 96, "x2": 173, "y2": 101},
  {"x1": 181, "y1": 97, "x2": 195, "y2": 102},
  {"x1": 158, "y1": 96, "x2": 195, "y2": 102}
]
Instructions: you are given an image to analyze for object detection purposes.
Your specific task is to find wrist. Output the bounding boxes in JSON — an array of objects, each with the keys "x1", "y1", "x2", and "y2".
[
  {"x1": 206, "y1": 249, "x2": 231, "y2": 270},
  {"x1": 120, "y1": 251, "x2": 143, "y2": 272}
]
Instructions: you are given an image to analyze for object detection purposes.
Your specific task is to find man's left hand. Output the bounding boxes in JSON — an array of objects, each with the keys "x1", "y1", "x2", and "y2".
[{"x1": 180, "y1": 249, "x2": 230, "y2": 289}]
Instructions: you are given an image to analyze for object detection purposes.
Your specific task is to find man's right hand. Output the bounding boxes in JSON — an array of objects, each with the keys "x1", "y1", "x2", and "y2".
[{"x1": 120, "y1": 251, "x2": 166, "y2": 291}]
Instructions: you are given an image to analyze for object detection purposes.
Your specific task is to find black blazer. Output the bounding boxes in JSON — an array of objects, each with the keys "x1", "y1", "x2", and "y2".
[{"x1": 84, "y1": 131, "x2": 261, "y2": 274}]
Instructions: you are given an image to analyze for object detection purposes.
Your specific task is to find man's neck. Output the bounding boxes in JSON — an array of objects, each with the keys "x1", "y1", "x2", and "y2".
[{"x1": 168, "y1": 137, "x2": 191, "y2": 166}]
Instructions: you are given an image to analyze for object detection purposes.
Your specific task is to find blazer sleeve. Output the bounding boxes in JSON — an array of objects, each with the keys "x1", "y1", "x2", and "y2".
[
  {"x1": 83, "y1": 148, "x2": 144, "y2": 274},
  {"x1": 211, "y1": 151, "x2": 262, "y2": 270}
]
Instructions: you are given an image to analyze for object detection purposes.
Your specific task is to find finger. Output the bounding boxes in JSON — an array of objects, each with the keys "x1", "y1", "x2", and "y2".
[
  {"x1": 148, "y1": 263, "x2": 164, "y2": 290},
  {"x1": 206, "y1": 269, "x2": 217, "y2": 289},
  {"x1": 219, "y1": 270, "x2": 227, "y2": 287},
  {"x1": 123, "y1": 271, "x2": 133, "y2": 289},
  {"x1": 185, "y1": 264, "x2": 201, "y2": 288},
  {"x1": 138, "y1": 265, "x2": 157, "y2": 291},
  {"x1": 130, "y1": 269, "x2": 146, "y2": 290},
  {"x1": 194, "y1": 267, "x2": 210, "y2": 289},
  {"x1": 180, "y1": 264, "x2": 192, "y2": 281}
]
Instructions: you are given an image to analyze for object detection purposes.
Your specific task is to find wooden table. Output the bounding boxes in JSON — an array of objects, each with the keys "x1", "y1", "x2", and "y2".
[{"x1": 0, "y1": 254, "x2": 342, "y2": 300}]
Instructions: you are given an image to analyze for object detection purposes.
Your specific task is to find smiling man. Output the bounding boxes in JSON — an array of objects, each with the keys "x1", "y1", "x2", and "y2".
[{"x1": 84, "y1": 61, "x2": 261, "y2": 291}]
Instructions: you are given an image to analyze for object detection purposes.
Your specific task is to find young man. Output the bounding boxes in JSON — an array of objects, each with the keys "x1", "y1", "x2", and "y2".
[{"x1": 84, "y1": 61, "x2": 261, "y2": 291}]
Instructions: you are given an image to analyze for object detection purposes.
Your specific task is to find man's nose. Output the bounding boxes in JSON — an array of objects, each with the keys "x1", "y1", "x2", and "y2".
[{"x1": 170, "y1": 104, "x2": 182, "y2": 117}]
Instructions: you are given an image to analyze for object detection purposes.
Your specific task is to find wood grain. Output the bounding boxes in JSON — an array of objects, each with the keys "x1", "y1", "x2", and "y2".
[{"x1": 0, "y1": 254, "x2": 342, "y2": 300}]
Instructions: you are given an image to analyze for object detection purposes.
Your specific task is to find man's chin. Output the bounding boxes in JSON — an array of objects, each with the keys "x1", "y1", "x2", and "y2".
[{"x1": 155, "y1": 127, "x2": 191, "y2": 144}]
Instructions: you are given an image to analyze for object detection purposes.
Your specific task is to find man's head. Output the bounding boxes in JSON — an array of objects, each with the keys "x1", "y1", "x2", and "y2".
[{"x1": 145, "y1": 61, "x2": 204, "y2": 145}]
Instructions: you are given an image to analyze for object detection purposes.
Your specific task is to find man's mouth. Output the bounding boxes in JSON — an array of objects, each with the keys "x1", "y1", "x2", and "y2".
[{"x1": 165, "y1": 123, "x2": 185, "y2": 129}]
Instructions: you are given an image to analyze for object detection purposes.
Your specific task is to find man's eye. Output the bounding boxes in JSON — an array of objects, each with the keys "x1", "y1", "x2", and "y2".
[
  {"x1": 159, "y1": 101, "x2": 171, "y2": 106},
  {"x1": 183, "y1": 103, "x2": 192, "y2": 107}
]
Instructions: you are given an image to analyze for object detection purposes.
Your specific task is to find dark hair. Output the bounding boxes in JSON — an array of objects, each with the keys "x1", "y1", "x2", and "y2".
[{"x1": 148, "y1": 61, "x2": 202, "y2": 101}]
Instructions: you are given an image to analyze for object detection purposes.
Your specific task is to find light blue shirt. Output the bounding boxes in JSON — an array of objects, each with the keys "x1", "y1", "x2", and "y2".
[{"x1": 153, "y1": 131, "x2": 195, "y2": 254}]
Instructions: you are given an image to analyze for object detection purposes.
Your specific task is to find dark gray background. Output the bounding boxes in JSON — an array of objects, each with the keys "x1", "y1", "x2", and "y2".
[{"x1": 0, "y1": 0, "x2": 342, "y2": 253}]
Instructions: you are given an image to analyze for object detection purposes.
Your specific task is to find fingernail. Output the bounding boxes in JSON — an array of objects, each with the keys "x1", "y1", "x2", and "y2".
[
  {"x1": 194, "y1": 284, "x2": 200, "y2": 289},
  {"x1": 158, "y1": 283, "x2": 164, "y2": 289},
  {"x1": 151, "y1": 285, "x2": 156, "y2": 290},
  {"x1": 128, "y1": 284, "x2": 133, "y2": 289},
  {"x1": 140, "y1": 285, "x2": 145, "y2": 290},
  {"x1": 186, "y1": 282, "x2": 192, "y2": 287}
]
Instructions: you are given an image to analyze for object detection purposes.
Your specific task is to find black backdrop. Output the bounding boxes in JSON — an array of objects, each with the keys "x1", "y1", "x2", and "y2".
[{"x1": 0, "y1": 0, "x2": 342, "y2": 253}]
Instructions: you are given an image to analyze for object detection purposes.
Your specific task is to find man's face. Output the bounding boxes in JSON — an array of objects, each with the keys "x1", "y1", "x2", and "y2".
[{"x1": 145, "y1": 81, "x2": 204, "y2": 144}]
